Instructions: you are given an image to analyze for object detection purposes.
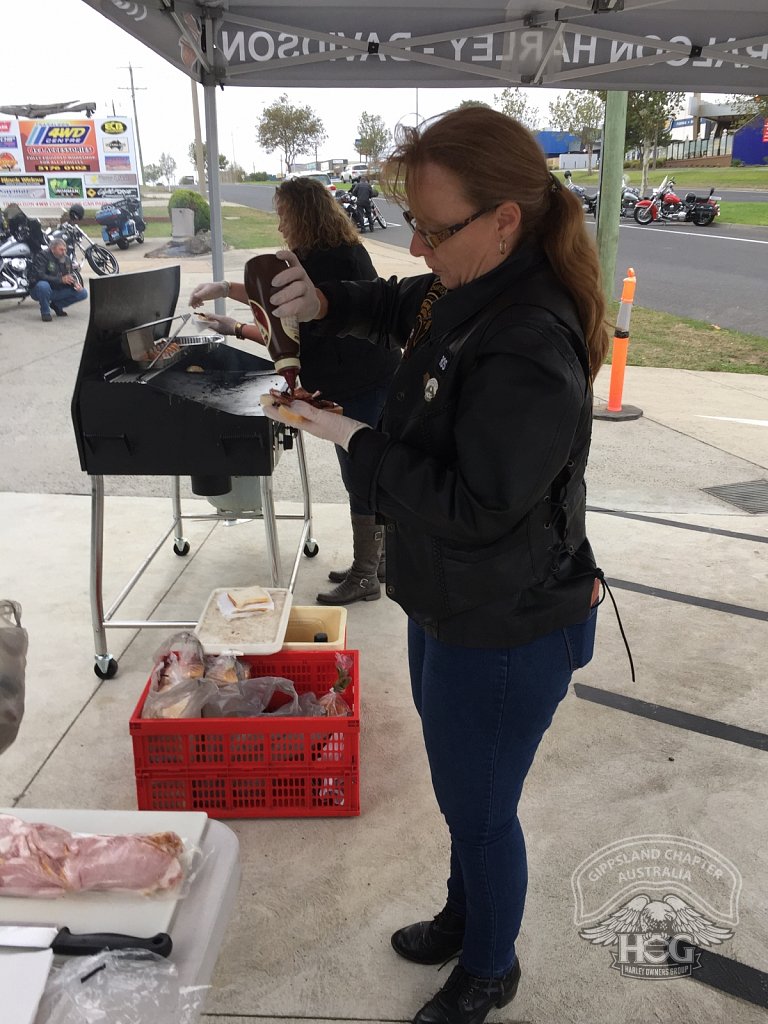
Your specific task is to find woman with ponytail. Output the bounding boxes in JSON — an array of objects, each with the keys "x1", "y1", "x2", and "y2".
[{"x1": 262, "y1": 106, "x2": 608, "y2": 1024}]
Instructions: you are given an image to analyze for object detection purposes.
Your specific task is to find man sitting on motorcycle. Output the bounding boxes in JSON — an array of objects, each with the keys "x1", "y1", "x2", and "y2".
[
  {"x1": 350, "y1": 175, "x2": 374, "y2": 232},
  {"x1": 28, "y1": 237, "x2": 87, "y2": 322}
]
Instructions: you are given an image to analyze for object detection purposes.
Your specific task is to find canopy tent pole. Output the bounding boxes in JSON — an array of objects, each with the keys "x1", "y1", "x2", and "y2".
[
  {"x1": 202, "y1": 75, "x2": 226, "y2": 312},
  {"x1": 596, "y1": 90, "x2": 628, "y2": 307}
]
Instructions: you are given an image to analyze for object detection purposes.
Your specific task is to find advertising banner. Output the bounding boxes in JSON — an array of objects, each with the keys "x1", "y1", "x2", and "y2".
[{"x1": 0, "y1": 117, "x2": 139, "y2": 211}]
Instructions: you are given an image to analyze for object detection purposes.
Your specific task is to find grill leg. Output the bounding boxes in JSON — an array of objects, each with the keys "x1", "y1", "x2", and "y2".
[
  {"x1": 171, "y1": 476, "x2": 188, "y2": 551},
  {"x1": 260, "y1": 476, "x2": 282, "y2": 587},
  {"x1": 89, "y1": 475, "x2": 113, "y2": 672},
  {"x1": 295, "y1": 429, "x2": 315, "y2": 548}
]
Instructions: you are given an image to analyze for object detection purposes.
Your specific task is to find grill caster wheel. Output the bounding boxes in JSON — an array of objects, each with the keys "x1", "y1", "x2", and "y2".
[
  {"x1": 303, "y1": 540, "x2": 319, "y2": 558},
  {"x1": 94, "y1": 657, "x2": 118, "y2": 679},
  {"x1": 173, "y1": 540, "x2": 190, "y2": 556}
]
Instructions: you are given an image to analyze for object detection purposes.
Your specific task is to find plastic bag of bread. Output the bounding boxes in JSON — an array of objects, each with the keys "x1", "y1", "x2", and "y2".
[
  {"x1": 149, "y1": 630, "x2": 205, "y2": 691},
  {"x1": 142, "y1": 676, "x2": 218, "y2": 719},
  {"x1": 143, "y1": 631, "x2": 217, "y2": 719},
  {"x1": 204, "y1": 653, "x2": 251, "y2": 687}
]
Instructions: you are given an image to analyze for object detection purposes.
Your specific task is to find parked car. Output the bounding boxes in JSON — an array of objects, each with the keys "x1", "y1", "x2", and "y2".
[
  {"x1": 340, "y1": 163, "x2": 369, "y2": 183},
  {"x1": 179, "y1": 175, "x2": 196, "y2": 186},
  {"x1": 284, "y1": 170, "x2": 336, "y2": 193}
]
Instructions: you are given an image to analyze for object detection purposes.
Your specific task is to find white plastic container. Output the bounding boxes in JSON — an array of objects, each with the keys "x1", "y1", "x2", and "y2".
[{"x1": 281, "y1": 605, "x2": 347, "y2": 650}]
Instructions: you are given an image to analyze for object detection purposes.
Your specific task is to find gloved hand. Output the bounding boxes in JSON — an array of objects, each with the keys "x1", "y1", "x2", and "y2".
[
  {"x1": 270, "y1": 250, "x2": 323, "y2": 322},
  {"x1": 195, "y1": 312, "x2": 237, "y2": 336},
  {"x1": 189, "y1": 280, "x2": 229, "y2": 308},
  {"x1": 261, "y1": 399, "x2": 369, "y2": 451}
]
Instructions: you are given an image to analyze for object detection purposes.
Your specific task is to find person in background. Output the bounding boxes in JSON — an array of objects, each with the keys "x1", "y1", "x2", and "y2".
[
  {"x1": 188, "y1": 176, "x2": 400, "y2": 605},
  {"x1": 350, "y1": 174, "x2": 375, "y2": 231},
  {"x1": 28, "y1": 237, "x2": 87, "y2": 322},
  {"x1": 260, "y1": 107, "x2": 609, "y2": 1024}
]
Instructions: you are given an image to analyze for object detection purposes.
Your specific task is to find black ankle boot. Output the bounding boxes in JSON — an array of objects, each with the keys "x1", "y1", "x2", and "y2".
[
  {"x1": 412, "y1": 960, "x2": 521, "y2": 1024},
  {"x1": 391, "y1": 906, "x2": 465, "y2": 965}
]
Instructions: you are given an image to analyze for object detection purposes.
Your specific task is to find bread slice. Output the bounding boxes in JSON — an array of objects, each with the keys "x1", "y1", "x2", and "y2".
[
  {"x1": 259, "y1": 393, "x2": 307, "y2": 423},
  {"x1": 227, "y1": 585, "x2": 271, "y2": 609}
]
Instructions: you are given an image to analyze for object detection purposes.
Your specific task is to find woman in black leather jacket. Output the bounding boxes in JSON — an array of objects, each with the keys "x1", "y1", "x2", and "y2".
[{"x1": 262, "y1": 107, "x2": 610, "y2": 1024}]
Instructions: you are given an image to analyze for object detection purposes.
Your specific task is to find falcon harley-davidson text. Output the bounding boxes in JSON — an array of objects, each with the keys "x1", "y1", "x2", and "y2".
[{"x1": 633, "y1": 176, "x2": 721, "y2": 227}]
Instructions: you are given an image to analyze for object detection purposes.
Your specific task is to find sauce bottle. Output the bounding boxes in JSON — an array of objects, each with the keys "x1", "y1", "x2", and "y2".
[{"x1": 243, "y1": 254, "x2": 301, "y2": 391}]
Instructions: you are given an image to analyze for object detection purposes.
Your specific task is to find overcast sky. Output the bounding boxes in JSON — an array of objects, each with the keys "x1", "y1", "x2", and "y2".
[{"x1": 5, "y1": 1, "x2": 720, "y2": 178}]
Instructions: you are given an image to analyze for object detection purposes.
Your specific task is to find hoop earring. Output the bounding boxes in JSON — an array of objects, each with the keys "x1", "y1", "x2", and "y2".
[{"x1": 499, "y1": 238, "x2": 507, "y2": 256}]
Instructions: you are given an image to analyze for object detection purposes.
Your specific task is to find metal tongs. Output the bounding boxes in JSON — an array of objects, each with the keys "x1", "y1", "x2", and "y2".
[{"x1": 145, "y1": 313, "x2": 192, "y2": 369}]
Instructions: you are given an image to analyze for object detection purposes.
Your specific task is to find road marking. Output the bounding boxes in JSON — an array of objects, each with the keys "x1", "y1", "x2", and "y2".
[
  {"x1": 698, "y1": 415, "x2": 768, "y2": 427},
  {"x1": 618, "y1": 223, "x2": 768, "y2": 245}
]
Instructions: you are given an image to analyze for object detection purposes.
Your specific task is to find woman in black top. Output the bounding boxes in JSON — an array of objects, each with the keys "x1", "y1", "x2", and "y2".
[
  {"x1": 190, "y1": 177, "x2": 400, "y2": 604},
  {"x1": 260, "y1": 108, "x2": 610, "y2": 1024}
]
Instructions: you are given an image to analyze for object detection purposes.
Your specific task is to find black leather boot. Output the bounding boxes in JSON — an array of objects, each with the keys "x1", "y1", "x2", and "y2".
[
  {"x1": 328, "y1": 548, "x2": 386, "y2": 583},
  {"x1": 391, "y1": 906, "x2": 465, "y2": 965},
  {"x1": 317, "y1": 513, "x2": 382, "y2": 605},
  {"x1": 412, "y1": 960, "x2": 521, "y2": 1024}
]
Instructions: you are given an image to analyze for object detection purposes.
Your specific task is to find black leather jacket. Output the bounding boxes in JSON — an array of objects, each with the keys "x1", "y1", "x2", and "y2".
[
  {"x1": 321, "y1": 243, "x2": 598, "y2": 647},
  {"x1": 28, "y1": 249, "x2": 75, "y2": 287}
]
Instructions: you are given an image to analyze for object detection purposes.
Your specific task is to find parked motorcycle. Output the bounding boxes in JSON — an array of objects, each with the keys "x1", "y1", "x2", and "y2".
[
  {"x1": 563, "y1": 170, "x2": 598, "y2": 217},
  {"x1": 95, "y1": 195, "x2": 146, "y2": 249},
  {"x1": 0, "y1": 212, "x2": 46, "y2": 301},
  {"x1": 48, "y1": 204, "x2": 119, "y2": 276},
  {"x1": 619, "y1": 177, "x2": 641, "y2": 218},
  {"x1": 633, "y1": 176, "x2": 721, "y2": 227}
]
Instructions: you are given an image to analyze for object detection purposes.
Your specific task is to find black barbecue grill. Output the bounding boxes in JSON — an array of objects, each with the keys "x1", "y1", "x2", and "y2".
[{"x1": 71, "y1": 267, "x2": 318, "y2": 679}]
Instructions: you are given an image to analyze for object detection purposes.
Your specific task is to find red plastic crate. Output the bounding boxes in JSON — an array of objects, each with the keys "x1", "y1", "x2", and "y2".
[
  {"x1": 129, "y1": 650, "x2": 360, "y2": 818},
  {"x1": 135, "y1": 769, "x2": 359, "y2": 818}
]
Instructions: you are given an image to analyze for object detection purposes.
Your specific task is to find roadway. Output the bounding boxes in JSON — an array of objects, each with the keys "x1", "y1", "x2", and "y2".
[{"x1": 220, "y1": 183, "x2": 768, "y2": 338}]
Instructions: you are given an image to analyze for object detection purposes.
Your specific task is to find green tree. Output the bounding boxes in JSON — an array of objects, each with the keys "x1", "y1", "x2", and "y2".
[
  {"x1": 157, "y1": 152, "x2": 177, "y2": 187},
  {"x1": 143, "y1": 162, "x2": 162, "y2": 185},
  {"x1": 356, "y1": 112, "x2": 391, "y2": 163},
  {"x1": 256, "y1": 94, "x2": 326, "y2": 173},
  {"x1": 547, "y1": 90, "x2": 605, "y2": 173},
  {"x1": 624, "y1": 91, "x2": 684, "y2": 194},
  {"x1": 730, "y1": 94, "x2": 768, "y2": 128},
  {"x1": 457, "y1": 99, "x2": 491, "y2": 110},
  {"x1": 494, "y1": 88, "x2": 540, "y2": 130},
  {"x1": 187, "y1": 143, "x2": 229, "y2": 170}
]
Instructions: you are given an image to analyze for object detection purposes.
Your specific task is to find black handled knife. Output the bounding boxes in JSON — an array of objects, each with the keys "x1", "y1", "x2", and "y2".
[{"x1": 0, "y1": 924, "x2": 173, "y2": 957}]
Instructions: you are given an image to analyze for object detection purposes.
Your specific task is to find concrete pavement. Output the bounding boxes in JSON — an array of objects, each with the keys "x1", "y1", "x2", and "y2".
[{"x1": 0, "y1": 236, "x2": 766, "y2": 1024}]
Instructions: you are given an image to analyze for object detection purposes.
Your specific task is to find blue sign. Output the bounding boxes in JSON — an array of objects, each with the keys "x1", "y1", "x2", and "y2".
[{"x1": 671, "y1": 117, "x2": 694, "y2": 128}]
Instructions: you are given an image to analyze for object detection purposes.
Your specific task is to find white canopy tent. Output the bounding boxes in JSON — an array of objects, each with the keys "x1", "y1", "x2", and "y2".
[{"x1": 81, "y1": 0, "x2": 768, "y2": 286}]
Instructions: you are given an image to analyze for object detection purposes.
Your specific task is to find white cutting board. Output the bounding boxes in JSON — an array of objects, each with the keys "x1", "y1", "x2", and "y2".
[{"x1": 0, "y1": 809, "x2": 208, "y2": 938}]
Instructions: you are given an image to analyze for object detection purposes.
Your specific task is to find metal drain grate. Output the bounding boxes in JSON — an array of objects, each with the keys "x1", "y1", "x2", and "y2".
[{"x1": 703, "y1": 479, "x2": 768, "y2": 514}]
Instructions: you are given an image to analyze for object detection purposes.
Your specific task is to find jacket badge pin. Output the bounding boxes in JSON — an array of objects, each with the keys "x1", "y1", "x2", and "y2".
[
  {"x1": 438, "y1": 353, "x2": 449, "y2": 371},
  {"x1": 424, "y1": 377, "x2": 439, "y2": 401}
]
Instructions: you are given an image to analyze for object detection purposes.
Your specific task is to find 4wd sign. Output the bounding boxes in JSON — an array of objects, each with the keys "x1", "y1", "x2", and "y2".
[{"x1": 0, "y1": 116, "x2": 138, "y2": 209}]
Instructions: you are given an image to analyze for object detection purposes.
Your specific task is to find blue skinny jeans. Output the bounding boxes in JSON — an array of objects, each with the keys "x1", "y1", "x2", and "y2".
[{"x1": 407, "y1": 607, "x2": 597, "y2": 978}]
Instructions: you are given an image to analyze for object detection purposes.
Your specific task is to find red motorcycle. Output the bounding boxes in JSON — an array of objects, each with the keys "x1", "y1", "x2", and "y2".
[{"x1": 633, "y1": 175, "x2": 720, "y2": 227}]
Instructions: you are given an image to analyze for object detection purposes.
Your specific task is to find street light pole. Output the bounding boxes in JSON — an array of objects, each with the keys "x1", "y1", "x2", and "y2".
[{"x1": 119, "y1": 62, "x2": 146, "y2": 186}]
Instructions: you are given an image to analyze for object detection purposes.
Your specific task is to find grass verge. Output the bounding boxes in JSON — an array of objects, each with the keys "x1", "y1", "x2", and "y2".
[{"x1": 607, "y1": 302, "x2": 768, "y2": 374}]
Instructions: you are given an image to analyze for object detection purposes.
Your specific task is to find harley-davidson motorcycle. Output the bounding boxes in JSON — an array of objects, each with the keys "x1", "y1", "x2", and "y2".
[
  {"x1": 47, "y1": 204, "x2": 119, "y2": 276},
  {"x1": 0, "y1": 212, "x2": 48, "y2": 301},
  {"x1": 633, "y1": 176, "x2": 721, "y2": 226}
]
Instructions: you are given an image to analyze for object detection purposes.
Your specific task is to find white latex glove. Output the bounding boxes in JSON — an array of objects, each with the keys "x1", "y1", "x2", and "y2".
[
  {"x1": 270, "y1": 250, "x2": 323, "y2": 322},
  {"x1": 189, "y1": 280, "x2": 229, "y2": 308},
  {"x1": 262, "y1": 399, "x2": 369, "y2": 451},
  {"x1": 195, "y1": 312, "x2": 237, "y2": 335}
]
